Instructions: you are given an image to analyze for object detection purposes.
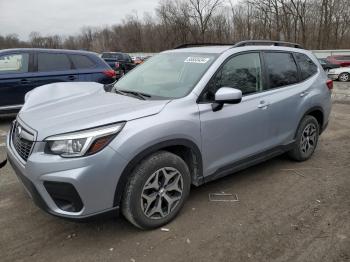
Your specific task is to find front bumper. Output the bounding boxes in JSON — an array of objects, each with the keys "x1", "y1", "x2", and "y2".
[{"x1": 6, "y1": 122, "x2": 128, "y2": 219}]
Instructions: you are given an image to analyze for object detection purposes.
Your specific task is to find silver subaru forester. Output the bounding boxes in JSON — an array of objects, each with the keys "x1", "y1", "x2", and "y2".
[{"x1": 7, "y1": 41, "x2": 332, "y2": 229}]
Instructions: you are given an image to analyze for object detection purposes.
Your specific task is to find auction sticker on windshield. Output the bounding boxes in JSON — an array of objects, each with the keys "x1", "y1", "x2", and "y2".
[{"x1": 184, "y1": 57, "x2": 210, "y2": 64}]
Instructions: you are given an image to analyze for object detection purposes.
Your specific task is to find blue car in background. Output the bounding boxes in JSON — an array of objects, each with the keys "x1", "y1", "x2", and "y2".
[{"x1": 0, "y1": 48, "x2": 116, "y2": 114}]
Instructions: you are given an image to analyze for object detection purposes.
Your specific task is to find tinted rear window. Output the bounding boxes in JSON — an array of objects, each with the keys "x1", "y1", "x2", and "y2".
[
  {"x1": 38, "y1": 53, "x2": 71, "y2": 72},
  {"x1": 295, "y1": 53, "x2": 318, "y2": 80},
  {"x1": 101, "y1": 53, "x2": 123, "y2": 60},
  {"x1": 70, "y1": 54, "x2": 95, "y2": 69},
  {"x1": 264, "y1": 52, "x2": 298, "y2": 89}
]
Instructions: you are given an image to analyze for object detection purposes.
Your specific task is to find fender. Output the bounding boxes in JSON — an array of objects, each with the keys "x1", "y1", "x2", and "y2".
[
  {"x1": 113, "y1": 138, "x2": 203, "y2": 207},
  {"x1": 294, "y1": 106, "x2": 325, "y2": 138}
]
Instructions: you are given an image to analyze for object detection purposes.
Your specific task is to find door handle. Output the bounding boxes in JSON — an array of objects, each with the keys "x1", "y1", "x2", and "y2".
[
  {"x1": 258, "y1": 101, "x2": 270, "y2": 109},
  {"x1": 300, "y1": 91, "x2": 310, "y2": 97},
  {"x1": 68, "y1": 75, "x2": 76, "y2": 80},
  {"x1": 20, "y1": 79, "x2": 30, "y2": 84}
]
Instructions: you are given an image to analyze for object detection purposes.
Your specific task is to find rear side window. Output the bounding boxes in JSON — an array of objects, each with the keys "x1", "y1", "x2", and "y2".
[
  {"x1": 70, "y1": 55, "x2": 95, "y2": 69},
  {"x1": 264, "y1": 52, "x2": 298, "y2": 89},
  {"x1": 0, "y1": 53, "x2": 29, "y2": 74},
  {"x1": 38, "y1": 53, "x2": 71, "y2": 72},
  {"x1": 295, "y1": 53, "x2": 318, "y2": 80}
]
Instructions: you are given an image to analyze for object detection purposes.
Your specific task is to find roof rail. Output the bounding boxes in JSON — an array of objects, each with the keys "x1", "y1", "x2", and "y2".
[
  {"x1": 232, "y1": 40, "x2": 303, "y2": 49},
  {"x1": 175, "y1": 43, "x2": 233, "y2": 49}
]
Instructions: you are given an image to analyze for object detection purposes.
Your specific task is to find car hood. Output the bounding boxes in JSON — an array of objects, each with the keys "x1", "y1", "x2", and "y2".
[
  {"x1": 329, "y1": 67, "x2": 350, "y2": 73},
  {"x1": 19, "y1": 82, "x2": 170, "y2": 140}
]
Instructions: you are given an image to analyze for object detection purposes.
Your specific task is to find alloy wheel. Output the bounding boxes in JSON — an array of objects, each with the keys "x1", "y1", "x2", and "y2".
[
  {"x1": 339, "y1": 73, "x2": 349, "y2": 82},
  {"x1": 141, "y1": 167, "x2": 183, "y2": 219},
  {"x1": 300, "y1": 123, "x2": 317, "y2": 155}
]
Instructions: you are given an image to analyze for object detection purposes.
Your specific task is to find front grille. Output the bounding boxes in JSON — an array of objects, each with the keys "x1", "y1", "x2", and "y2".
[{"x1": 11, "y1": 121, "x2": 35, "y2": 162}]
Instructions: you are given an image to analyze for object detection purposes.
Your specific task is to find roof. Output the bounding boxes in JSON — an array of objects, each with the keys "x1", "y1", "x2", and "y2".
[
  {"x1": 167, "y1": 40, "x2": 305, "y2": 54},
  {"x1": 0, "y1": 48, "x2": 97, "y2": 55},
  {"x1": 166, "y1": 45, "x2": 311, "y2": 56},
  {"x1": 167, "y1": 45, "x2": 233, "y2": 54}
]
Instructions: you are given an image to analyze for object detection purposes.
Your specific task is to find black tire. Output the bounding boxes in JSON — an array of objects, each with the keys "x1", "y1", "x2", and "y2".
[
  {"x1": 338, "y1": 72, "x2": 350, "y2": 82},
  {"x1": 122, "y1": 151, "x2": 191, "y2": 229},
  {"x1": 288, "y1": 115, "x2": 320, "y2": 161}
]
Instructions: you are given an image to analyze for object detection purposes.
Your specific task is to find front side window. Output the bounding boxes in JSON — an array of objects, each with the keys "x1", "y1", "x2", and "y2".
[
  {"x1": 295, "y1": 53, "x2": 318, "y2": 80},
  {"x1": 38, "y1": 53, "x2": 71, "y2": 72},
  {"x1": 115, "y1": 52, "x2": 218, "y2": 99},
  {"x1": 202, "y1": 53, "x2": 262, "y2": 101},
  {"x1": 264, "y1": 52, "x2": 298, "y2": 89},
  {"x1": 0, "y1": 53, "x2": 29, "y2": 74}
]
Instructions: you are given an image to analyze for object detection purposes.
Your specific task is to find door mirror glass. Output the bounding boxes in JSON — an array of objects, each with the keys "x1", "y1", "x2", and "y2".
[{"x1": 215, "y1": 87, "x2": 242, "y2": 104}]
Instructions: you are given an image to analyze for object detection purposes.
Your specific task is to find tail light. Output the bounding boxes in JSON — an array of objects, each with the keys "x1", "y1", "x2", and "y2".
[
  {"x1": 115, "y1": 62, "x2": 120, "y2": 68},
  {"x1": 103, "y1": 69, "x2": 116, "y2": 79},
  {"x1": 326, "y1": 79, "x2": 333, "y2": 90}
]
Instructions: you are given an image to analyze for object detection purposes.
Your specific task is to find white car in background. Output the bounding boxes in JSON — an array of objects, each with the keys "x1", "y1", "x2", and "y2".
[{"x1": 328, "y1": 67, "x2": 350, "y2": 82}]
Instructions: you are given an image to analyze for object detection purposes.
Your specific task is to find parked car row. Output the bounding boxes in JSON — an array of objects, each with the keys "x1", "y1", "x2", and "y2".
[
  {"x1": 101, "y1": 52, "x2": 136, "y2": 79},
  {"x1": 317, "y1": 55, "x2": 350, "y2": 82},
  {"x1": 0, "y1": 48, "x2": 118, "y2": 114},
  {"x1": 0, "y1": 49, "x2": 153, "y2": 114}
]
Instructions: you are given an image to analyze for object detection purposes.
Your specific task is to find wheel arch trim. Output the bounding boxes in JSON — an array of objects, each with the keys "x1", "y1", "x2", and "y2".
[
  {"x1": 113, "y1": 138, "x2": 203, "y2": 207},
  {"x1": 295, "y1": 106, "x2": 325, "y2": 138}
]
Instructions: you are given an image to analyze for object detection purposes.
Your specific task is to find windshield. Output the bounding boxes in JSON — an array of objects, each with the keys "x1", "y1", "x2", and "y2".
[{"x1": 114, "y1": 52, "x2": 218, "y2": 99}]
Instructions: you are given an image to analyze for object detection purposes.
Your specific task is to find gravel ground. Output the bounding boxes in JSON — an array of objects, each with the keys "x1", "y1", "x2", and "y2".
[{"x1": 0, "y1": 82, "x2": 349, "y2": 262}]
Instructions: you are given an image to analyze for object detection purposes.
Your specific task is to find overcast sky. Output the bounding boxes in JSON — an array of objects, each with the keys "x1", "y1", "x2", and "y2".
[{"x1": 0, "y1": 0, "x2": 160, "y2": 40}]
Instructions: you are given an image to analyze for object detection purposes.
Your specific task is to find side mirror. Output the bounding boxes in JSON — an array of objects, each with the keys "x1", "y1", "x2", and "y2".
[{"x1": 212, "y1": 87, "x2": 242, "y2": 111}]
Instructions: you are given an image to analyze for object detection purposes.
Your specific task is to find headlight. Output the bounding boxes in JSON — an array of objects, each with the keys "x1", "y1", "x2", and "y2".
[
  {"x1": 45, "y1": 122, "x2": 125, "y2": 157},
  {"x1": 328, "y1": 69, "x2": 335, "y2": 74}
]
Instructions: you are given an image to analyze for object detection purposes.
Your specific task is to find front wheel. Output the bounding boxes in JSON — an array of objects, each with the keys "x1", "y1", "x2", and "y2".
[
  {"x1": 288, "y1": 115, "x2": 320, "y2": 161},
  {"x1": 338, "y1": 72, "x2": 350, "y2": 82},
  {"x1": 122, "y1": 151, "x2": 191, "y2": 229}
]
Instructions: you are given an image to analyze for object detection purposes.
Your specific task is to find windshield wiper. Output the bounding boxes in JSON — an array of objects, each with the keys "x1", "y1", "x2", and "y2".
[{"x1": 118, "y1": 90, "x2": 151, "y2": 100}]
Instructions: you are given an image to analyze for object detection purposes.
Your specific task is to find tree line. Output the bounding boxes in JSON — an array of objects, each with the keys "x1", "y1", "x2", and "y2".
[{"x1": 1, "y1": 0, "x2": 349, "y2": 52}]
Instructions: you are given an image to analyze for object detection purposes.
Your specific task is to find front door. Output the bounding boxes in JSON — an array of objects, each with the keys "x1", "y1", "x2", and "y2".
[{"x1": 198, "y1": 52, "x2": 271, "y2": 177}]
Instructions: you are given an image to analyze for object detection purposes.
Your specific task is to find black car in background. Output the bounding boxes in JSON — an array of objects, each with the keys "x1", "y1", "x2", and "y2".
[
  {"x1": 0, "y1": 48, "x2": 116, "y2": 114},
  {"x1": 101, "y1": 52, "x2": 136, "y2": 79},
  {"x1": 318, "y1": 58, "x2": 340, "y2": 71}
]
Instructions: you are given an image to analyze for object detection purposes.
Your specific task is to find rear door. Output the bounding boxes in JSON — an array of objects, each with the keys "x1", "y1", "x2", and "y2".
[
  {"x1": 30, "y1": 52, "x2": 78, "y2": 87},
  {"x1": 260, "y1": 51, "x2": 316, "y2": 146},
  {"x1": 0, "y1": 51, "x2": 34, "y2": 108}
]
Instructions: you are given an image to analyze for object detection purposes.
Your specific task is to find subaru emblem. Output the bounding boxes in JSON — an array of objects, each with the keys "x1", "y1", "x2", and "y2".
[{"x1": 16, "y1": 126, "x2": 22, "y2": 137}]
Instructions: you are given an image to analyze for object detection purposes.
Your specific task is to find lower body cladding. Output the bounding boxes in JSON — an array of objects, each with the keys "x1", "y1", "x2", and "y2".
[{"x1": 6, "y1": 134, "x2": 128, "y2": 219}]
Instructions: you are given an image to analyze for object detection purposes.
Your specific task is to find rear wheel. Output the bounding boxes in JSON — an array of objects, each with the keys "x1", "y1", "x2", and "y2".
[
  {"x1": 122, "y1": 151, "x2": 191, "y2": 229},
  {"x1": 288, "y1": 115, "x2": 319, "y2": 161},
  {"x1": 338, "y1": 72, "x2": 350, "y2": 82}
]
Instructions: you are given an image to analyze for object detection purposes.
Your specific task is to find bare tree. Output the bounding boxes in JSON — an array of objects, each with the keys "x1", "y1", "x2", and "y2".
[
  {"x1": 2, "y1": 0, "x2": 350, "y2": 51},
  {"x1": 188, "y1": 0, "x2": 223, "y2": 41}
]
